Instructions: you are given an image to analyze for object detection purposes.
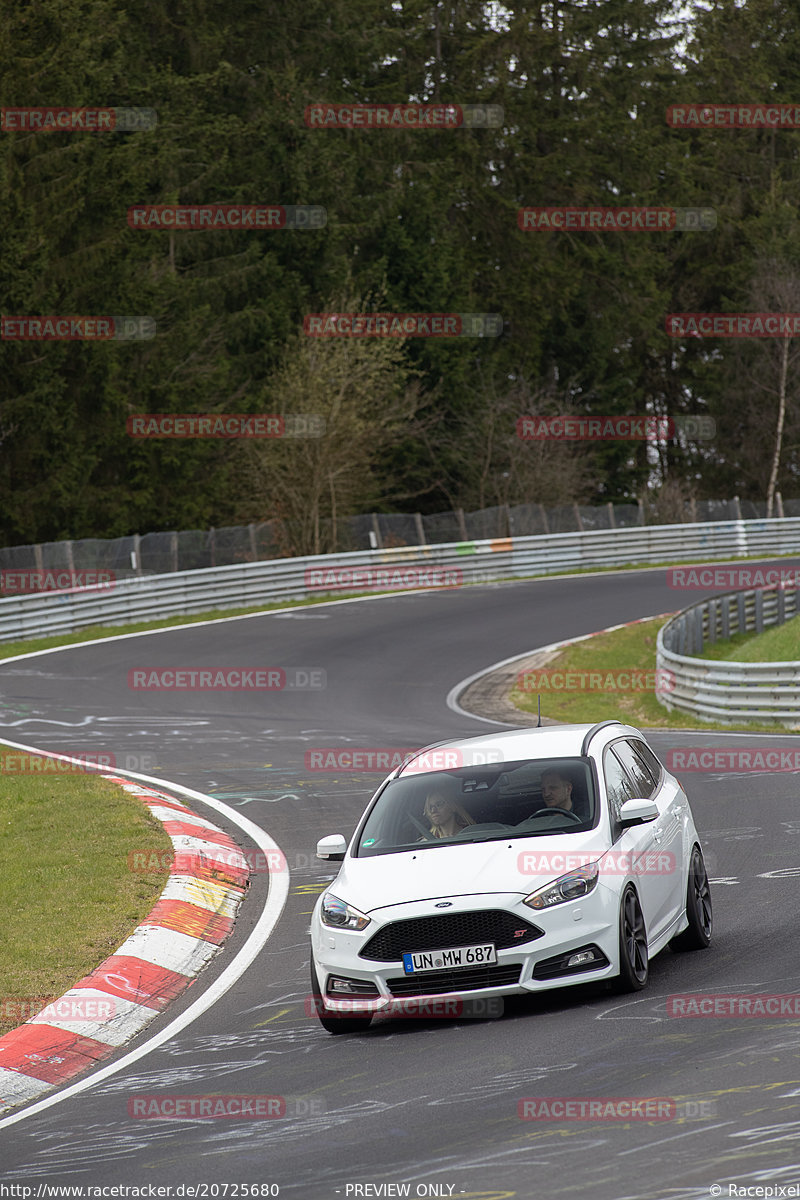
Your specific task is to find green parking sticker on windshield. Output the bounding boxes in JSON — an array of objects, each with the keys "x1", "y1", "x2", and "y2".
[{"x1": 362, "y1": 838, "x2": 376, "y2": 846}]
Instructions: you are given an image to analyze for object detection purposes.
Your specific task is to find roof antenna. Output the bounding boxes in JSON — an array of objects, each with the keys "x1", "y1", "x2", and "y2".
[{"x1": 537, "y1": 694, "x2": 542, "y2": 728}]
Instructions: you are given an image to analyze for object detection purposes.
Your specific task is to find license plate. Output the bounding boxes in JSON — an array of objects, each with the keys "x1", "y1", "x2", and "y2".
[{"x1": 402, "y1": 943, "x2": 497, "y2": 974}]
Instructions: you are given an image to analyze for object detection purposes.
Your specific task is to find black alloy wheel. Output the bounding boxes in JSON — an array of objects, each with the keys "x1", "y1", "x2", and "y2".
[{"x1": 614, "y1": 885, "x2": 649, "y2": 992}]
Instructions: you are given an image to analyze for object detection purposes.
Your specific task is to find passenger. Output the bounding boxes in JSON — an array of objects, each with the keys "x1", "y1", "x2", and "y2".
[
  {"x1": 422, "y1": 789, "x2": 476, "y2": 838},
  {"x1": 540, "y1": 769, "x2": 574, "y2": 812}
]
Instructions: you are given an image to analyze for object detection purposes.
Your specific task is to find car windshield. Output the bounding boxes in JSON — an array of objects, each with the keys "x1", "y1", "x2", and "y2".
[{"x1": 355, "y1": 758, "x2": 597, "y2": 857}]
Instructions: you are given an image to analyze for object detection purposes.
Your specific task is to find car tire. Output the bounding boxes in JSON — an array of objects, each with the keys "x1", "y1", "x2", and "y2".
[
  {"x1": 669, "y1": 845, "x2": 713, "y2": 952},
  {"x1": 310, "y1": 963, "x2": 373, "y2": 1034},
  {"x1": 613, "y1": 884, "x2": 649, "y2": 992}
]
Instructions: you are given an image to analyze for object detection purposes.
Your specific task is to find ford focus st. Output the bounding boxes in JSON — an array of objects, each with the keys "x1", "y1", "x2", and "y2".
[{"x1": 309, "y1": 721, "x2": 712, "y2": 1032}]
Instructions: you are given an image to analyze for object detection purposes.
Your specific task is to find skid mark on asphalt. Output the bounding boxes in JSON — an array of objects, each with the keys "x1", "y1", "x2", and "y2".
[
  {"x1": 425, "y1": 1064, "x2": 578, "y2": 1107},
  {"x1": 92, "y1": 1058, "x2": 285, "y2": 1090},
  {"x1": 213, "y1": 792, "x2": 303, "y2": 804},
  {"x1": 596, "y1": 994, "x2": 668, "y2": 1022},
  {"x1": 0, "y1": 1126, "x2": 179, "y2": 1177},
  {"x1": 2, "y1": 1100, "x2": 425, "y2": 1179}
]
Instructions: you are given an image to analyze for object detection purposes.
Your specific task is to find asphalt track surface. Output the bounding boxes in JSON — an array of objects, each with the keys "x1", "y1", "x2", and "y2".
[{"x1": 2, "y1": 564, "x2": 800, "y2": 1200}]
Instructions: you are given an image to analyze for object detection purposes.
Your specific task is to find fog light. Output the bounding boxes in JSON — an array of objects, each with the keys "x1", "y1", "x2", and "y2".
[
  {"x1": 532, "y1": 943, "x2": 610, "y2": 980},
  {"x1": 567, "y1": 950, "x2": 598, "y2": 968},
  {"x1": 327, "y1": 976, "x2": 380, "y2": 997}
]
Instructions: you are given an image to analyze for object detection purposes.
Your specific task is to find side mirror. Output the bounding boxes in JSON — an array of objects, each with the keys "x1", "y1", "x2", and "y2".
[
  {"x1": 316, "y1": 834, "x2": 347, "y2": 861},
  {"x1": 619, "y1": 798, "x2": 659, "y2": 827}
]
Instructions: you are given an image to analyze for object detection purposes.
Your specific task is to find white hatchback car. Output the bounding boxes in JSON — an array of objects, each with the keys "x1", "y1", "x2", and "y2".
[{"x1": 309, "y1": 721, "x2": 712, "y2": 1032}]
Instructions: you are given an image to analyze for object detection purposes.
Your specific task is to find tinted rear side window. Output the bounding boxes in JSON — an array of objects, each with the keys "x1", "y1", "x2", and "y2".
[
  {"x1": 603, "y1": 748, "x2": 638, "y2": 823},
  {"x1": 611, "y1": 739, "x2": 657, "y2": 799},
  {"x1": 635, "y1": 740, "x2": 663, "y2": 790}
]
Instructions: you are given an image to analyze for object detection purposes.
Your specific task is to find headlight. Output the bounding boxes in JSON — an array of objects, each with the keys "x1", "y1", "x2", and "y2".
[
  {"x1": 320, "y1": 892, "x2": 371, "y2": 931},
  {"x1": 523, "y1": 863, "x2": 599, "y2": 910}
]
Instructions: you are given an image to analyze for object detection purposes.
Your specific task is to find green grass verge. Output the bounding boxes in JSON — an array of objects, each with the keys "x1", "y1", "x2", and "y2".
[
  {"x1": 697, "y1": 613, "x2": 800, "y2": 663},
  {"x1": 508, "y1": 616, "x2": 797, "y2": 732},
  {"x1": 0, "y1": 749, "x2": 172, "y2": 1036}
]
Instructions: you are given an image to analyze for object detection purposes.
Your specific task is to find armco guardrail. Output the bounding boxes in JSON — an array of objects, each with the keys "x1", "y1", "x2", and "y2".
[
  {"x1": 2, "y1": 517, "x2": 800, "y2": 645},
  {"x1": 657, "y1": 581, "x2": 800, "y2": 725},
  {"x1": 3, "y1": 495, "x2": 791, "y2": 577}
]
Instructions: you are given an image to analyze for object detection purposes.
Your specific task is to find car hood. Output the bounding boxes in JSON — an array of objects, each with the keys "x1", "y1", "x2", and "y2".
[{"x1": 332, "y1": 831, "x2": 611, "y2": 914}]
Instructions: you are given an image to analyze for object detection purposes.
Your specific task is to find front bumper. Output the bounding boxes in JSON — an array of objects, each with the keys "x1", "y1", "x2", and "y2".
[{"x1": 310, "y1": 888, "x2": 621, "y2": 1016}]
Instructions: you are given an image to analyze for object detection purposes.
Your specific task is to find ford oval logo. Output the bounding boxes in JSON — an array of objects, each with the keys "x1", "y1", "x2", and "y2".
[{"x1": 434, "y1": 901, "x2": 452, "y2": 908}]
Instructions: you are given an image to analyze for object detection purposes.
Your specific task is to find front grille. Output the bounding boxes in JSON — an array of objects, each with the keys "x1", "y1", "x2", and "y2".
[
  {"x1": 361, "y1": 911, "x2": 543, "y2": 962},
  {"x1": 386, "y1": 963, "x2": 523, "y2": 997}
]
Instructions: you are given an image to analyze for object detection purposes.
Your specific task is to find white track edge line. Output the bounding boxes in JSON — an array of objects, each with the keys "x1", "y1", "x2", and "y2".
[
  {"x1": 0, "y1": 553, "x2": 777, "y2": 665},
  {"x1": 0, "y1": 588, "x2": 456, "y2": 664},
  {"x1": 445, "y1": 623, "x2": 641, "y2": 725},
  {"x1": 0, "y1": 740, "x2": 289, "y2": 1129}
]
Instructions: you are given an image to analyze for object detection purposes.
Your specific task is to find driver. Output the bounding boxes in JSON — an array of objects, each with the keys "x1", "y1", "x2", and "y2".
[
  {"x1": 540, "y1": 769, "x2": 573, "y2": 812},
  {"x1": 422, "y1": 788, "x2": 476, "y2": 838}
]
